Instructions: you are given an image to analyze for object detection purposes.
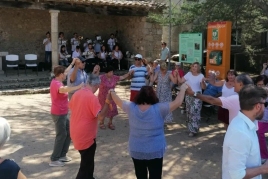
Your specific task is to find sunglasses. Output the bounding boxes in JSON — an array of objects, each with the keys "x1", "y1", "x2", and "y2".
[
  {"x1": 135, "y1": 58, "x2": 142, "y2": 61},
  {"x1": 257, "y1": 102, "x2": 268, "y2": 107}
]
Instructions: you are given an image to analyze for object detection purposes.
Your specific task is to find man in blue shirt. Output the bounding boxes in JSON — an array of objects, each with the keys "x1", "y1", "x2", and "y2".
[
  {"x1": 203, "y1": 72, "x2": 222, "y2": 97},
  {"x1": 67, "y1": 57, "x2": 88, "y2": 100},
  {"x1": 160, "y1": 42, "x2": 169, "y2": 62}
]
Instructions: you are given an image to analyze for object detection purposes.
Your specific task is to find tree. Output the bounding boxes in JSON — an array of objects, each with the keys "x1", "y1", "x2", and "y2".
[{"x1": 148, "y1": 0, "x2": 268, "y2": 55}]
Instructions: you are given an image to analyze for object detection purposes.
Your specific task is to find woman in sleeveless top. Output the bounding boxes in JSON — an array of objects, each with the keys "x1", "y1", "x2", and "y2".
[
  {"x1": 260, "y1": 60, "x2": 268, "y2": 76},
  {"x1": 210, "y1": 70, "x2": 237, "y2": 129},
  {"x1": 0, "y1": 117, "x2": 27, "y2": 179},
  {"x1": 150, "y1": 63, "x2": 177, "y2": 123}
]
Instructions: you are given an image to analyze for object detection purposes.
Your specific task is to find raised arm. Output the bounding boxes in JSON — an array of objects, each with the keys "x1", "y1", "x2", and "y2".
[
  {"x1": 169, "y1": 83, "x2": 188, "y2": 112},
  {"x1": 177, "y1": 74, "x2": 186, "y2": 84},
  {"x1": 109, "y1": 89, "x2": 123, "y2": 109},
  {"x1": 70, "y1": 65, "x2": 79, "y2": 83},
  {"x1": 64, "y1": 58, "x2": 76, "y2": 75},
  {"x1": 119, "y1": 70, "x2": 133, "y2": 80},
  {"x1": 59, "y1": 83, "x2": 83, "y2": 93},
  {"x1": 169, "y1": 72, "x2": 177, "y2": 84}
]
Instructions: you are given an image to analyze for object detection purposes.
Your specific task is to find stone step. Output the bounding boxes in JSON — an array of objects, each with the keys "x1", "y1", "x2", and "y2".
[{"x1": 0, "y1": 81, "x2": 50, "y2": 90}]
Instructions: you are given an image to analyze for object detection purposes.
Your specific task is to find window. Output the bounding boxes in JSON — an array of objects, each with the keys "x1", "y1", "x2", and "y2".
[{"x1": 231, "y1": 28, "x2": 242, "y2": 46}]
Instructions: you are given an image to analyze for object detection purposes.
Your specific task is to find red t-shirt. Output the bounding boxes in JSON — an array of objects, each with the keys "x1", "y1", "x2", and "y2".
[
  {"x1": 50, "y1": 79, "x2": 68, "y2": 115},
  {"x1": 69, "y1": 88, "x2": 101, "y2": 150},
  {"x1": 172, "y1": 69, "x2": 184, "y2": 78}
]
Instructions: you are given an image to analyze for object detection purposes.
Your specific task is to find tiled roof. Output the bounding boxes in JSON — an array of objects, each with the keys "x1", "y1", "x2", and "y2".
[{"x1": 43, "y1": 0, "x2": 166, "y2": 9}]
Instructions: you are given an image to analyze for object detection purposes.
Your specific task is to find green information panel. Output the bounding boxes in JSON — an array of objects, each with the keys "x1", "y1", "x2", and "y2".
[{"x1": 179, "y1": 33, "x2": 203, "y2": 64}]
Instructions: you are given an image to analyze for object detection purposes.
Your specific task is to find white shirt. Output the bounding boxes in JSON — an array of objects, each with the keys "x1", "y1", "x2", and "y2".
[
  {"x1": 72, "y1": 50, "x2": 81, "y2": 58},
  {"x1": 222, "y1": 112, "x2": 261, "y2": 179},
  {"x1": 43, "y1": 38, "x2": 51, "y2": 51},
  {"x1": 71, "y1": 38, "x2": 80, "y2": 51},
  {"x1": 107, "y1": 38, "x2": 115, "y2": 51},
  {"x1": 222, "y1": 81, "x2": 237, "y2": 97},
  {"x1": 219, "y1": 94, "x2": 240, "y2": 122},
  {"x1": 183, "y1": 72, "x2": 204, "y2": 92}
]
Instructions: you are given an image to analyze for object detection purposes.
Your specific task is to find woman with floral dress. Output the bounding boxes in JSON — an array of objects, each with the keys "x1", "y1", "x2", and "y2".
[
  {"x1": 98, "y1": 66, "x2": 133, "y2": 130},
  {"x1": 150, "y1": 63, "x2": 177, "y2": 123}
]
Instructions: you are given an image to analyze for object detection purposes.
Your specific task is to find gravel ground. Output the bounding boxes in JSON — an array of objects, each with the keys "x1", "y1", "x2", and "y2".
[{"x1": 1, "y1": 84, "x2": 266, "y2": 179}]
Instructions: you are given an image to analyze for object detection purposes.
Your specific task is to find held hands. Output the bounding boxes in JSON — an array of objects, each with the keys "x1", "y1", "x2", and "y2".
[
  {"x1": 71, "y1": 58, "x2": 78, "y2": 65},
  {"x1": 185, "y1": 85, "x2": 194, "y2": 95},
  {"x1": 180, "y1": 83, "x2": 188, "y2": 91}
]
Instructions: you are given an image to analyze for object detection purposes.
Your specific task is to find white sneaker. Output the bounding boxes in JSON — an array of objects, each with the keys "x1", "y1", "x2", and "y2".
[
  {"x1": 49, "y1": 160, "x2": 65, "y2": 167},
  {"x1": 59, "y1": 156, "x2": 72, "y2": 162}
]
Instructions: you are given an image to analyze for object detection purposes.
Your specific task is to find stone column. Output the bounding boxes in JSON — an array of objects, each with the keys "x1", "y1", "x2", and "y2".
[{"x1": 49, "y1": 10, "x2": 60, "y2": 70}]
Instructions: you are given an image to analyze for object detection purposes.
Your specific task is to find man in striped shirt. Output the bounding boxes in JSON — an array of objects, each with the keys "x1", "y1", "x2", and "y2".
[{"x1": 129, "y1": 54, "x2": 149, "y2": 101}]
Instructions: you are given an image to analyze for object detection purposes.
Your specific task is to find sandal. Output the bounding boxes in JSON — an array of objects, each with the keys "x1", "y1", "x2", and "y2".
[
  {"x1": 99, "y1": 123, "x2": 106, "y2": 129},
  {"x1": 108, "y1": 123, "x2": 115, "y2": 130}
]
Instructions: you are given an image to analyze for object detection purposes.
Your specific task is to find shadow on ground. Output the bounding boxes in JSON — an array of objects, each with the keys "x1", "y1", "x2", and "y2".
[{"x1": 1, "y1": 85, "x2": 267, "y2": 179}]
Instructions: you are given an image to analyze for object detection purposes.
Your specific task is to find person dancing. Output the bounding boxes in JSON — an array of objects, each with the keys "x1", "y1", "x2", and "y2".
[
  {"x1": 208, "y1": 70, "x2": 237, "y2": 129},
  {"x1": 109, "y1": 84, "x2": 188, "y2": 179},
  {"x1": 98, "y1": 66, "x2": 134, "y2": 130},
  {"x1": 177, "y1": 62, "x2": 206, "y2": 137},
  {"x1": 150, "y1": 62, "x2": 177, "y2": 123}
]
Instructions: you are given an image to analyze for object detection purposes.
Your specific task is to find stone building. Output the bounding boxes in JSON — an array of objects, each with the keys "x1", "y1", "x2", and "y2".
[{"x1": 0, "y1": 0, "x2": 165, "y2": 67}]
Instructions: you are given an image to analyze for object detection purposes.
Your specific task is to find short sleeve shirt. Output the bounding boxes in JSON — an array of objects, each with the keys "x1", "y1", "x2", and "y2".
[
  {"x1": 67, "y1": 68, "x2": 88, "y2": 95},
  {"x1": 129, "y1": 65, "x2": 148, "y2": 91},
  {"x1": 160, "y1": 47, "x2": 169, "y2": 61},
  {"x1": 184, "y1": 72, "x2": 204, "y2": 92},
  {"x1": 50, "y1": 79, "x2": 68, "y2": 115},
  {"x1": 219, "y1": 94, "x2": 240, "y2": 123},
  {"x1": 0, "y1": 159, "x2": 20, "y2": 179},
  {"x1": 69, "y1": 88, "x2": 101, "y2": 150}
]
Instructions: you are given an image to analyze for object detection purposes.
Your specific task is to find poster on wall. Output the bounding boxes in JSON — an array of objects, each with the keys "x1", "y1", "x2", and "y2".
[{"x1": 179, "y1": 33, "x2": 203, "y2": 64}]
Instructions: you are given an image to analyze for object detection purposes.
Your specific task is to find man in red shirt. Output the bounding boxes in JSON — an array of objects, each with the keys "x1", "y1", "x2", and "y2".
[
  {"x1": 49, "y1": 59, "x2": 83, "y2": 167},
  {"x1": 69, "y1": 73, "x2": 111, "y2": 179}
]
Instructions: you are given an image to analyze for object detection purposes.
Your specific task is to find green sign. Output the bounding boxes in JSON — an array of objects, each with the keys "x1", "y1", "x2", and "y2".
[
  {"x1": 179, "y1": 33, "x2": 203, "y2": 64},
  {"x1": 212, "y1": 29, "x2": 219, "y2": 40}
]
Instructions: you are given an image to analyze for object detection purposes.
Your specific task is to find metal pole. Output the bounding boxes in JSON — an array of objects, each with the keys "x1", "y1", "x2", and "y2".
[{"x1": 168, "y1": 0, "x2": 172, "y2": 70}]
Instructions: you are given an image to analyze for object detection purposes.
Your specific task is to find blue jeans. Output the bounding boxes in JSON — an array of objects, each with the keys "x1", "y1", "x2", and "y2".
[{"x1": 50, "y1": 114, "x2": 71, "y2": 161}]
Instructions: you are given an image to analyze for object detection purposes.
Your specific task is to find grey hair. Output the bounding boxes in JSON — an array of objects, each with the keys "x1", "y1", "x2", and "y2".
[
  {"x1": 0, "y1": 117, "x2": 11, "y2": 148},
  {"x1": 236, "y1": 73, "x2": 253, "y2": 86},
  {"x1": 87, "y1": 74, "x2": 101, "y2": 86}
]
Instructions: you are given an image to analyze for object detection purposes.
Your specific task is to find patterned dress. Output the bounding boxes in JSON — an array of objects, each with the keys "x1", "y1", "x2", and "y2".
[
  {"x1": 98, "y1": 75, "x2": 120, "y2": 118},
  {"x1": 156, "y1": 71, "x2": 173, "y2": 123}
]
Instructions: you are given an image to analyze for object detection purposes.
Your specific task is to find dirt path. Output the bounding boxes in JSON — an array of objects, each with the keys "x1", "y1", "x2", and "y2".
[{"x1": 1, "y1": 85, "x2": 265, "y2": 179}]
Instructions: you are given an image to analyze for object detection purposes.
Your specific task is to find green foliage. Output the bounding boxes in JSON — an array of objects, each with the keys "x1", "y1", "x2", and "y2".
[{"x1": 148, "y1": 0, "x2": 268, "y2": 57}]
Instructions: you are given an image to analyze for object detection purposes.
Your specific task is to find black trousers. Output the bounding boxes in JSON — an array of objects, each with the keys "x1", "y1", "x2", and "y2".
[
  {"x1": 132, "y1": 157, "x2": 163, "y2": 179},
  {"x1": 76, "y1": 140, "x2": 96, "y2": 179}
]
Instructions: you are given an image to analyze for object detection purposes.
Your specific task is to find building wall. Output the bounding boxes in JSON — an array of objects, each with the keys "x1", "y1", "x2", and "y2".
[{"x1": 0, "y1": 7, "x2": 161, "y2": 64}]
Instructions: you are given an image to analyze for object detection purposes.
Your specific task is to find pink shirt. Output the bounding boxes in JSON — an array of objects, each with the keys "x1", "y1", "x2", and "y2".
[
  {"x1": 219, "y1": 94, "x2": 240, "y2": 123},
  {"x1": 50, "y1": 79, "x2": 68, "y2": 115},
  {"x1": 69, "y1": 88, "x2": 101, "y2": 150}
]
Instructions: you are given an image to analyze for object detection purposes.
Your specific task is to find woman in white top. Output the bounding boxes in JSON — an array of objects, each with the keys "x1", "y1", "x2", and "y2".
[
  {"x1": 111, "y1": 45, "x2": 123, "y2": 70},
  {"x1": 98, "y1": 45, "x2": 108, "y2": 61},
  {"x1": 58, "y1": 32, "x2": 67, "y2": 51},
  {"x1": 59, "y1": 45, "x2": 69, "y2": 66},
  {"x1": 85, "y1": 43, "x2": 96, "y2": 59},
  {"x1": 260, "y1": 61, "x2": 268, "y2": 76},
  {"x1": 210, "y1": 70, "x2": 237, "y2": 129},
  {"x1": 98, "y1": 45, "x2": 108, "y2": 69},
  {"x1": 177, "y1": 62, "x2": 206, "y2": 137}
]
